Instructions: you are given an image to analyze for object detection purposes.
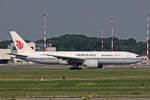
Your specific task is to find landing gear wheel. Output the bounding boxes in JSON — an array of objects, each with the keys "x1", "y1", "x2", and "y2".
[{"x1": 69, "y1": 63, "x2": 82, "y2": 70}]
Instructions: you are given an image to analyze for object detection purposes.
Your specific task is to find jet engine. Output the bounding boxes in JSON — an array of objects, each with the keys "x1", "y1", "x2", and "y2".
[{"x1": 84, "y1": 60, "x2": 103, "y2": 68}]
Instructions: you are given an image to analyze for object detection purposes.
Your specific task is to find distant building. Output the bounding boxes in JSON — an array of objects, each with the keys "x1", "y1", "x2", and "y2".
[
  {"x1": 47, "y1": 47, "x2": 56, "y2": 52},
  {"x1": 0, "y1": 49, "x2": 10, "y2": 64},
  {"x1": 47, "y1": 43, "x2": 56, "y2": 51},
  {"x1": 36, "y1": 43, "x2": 56, "y2": 51}
]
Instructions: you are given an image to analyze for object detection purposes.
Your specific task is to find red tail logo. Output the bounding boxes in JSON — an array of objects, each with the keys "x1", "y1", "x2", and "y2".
[{"x1": 16, "y1": 40, "x2": 24, "y2": 50}]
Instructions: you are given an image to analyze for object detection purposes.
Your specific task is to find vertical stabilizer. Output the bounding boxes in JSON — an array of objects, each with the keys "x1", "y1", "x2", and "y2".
[{"x1": 10, "y1": 31, "x2": 34, "y2": 54}]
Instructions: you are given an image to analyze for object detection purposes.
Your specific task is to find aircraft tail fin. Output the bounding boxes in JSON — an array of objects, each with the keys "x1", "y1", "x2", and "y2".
[{"x1": 10, "y1": 31, "x2": 34, "y2": 54}]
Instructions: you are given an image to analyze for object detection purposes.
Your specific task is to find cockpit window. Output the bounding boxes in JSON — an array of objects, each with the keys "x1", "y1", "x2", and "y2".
[{"x1": 136, "y1": 55, "x2": 140, "y2": 57}]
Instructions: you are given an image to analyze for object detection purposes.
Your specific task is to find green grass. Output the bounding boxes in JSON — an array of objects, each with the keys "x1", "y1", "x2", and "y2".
[{"x1": 0, "y1": 68, "x2": 150, "y2": 98}]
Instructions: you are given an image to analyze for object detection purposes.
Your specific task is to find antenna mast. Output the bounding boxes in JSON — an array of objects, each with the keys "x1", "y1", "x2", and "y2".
[{"x1": 43, "y1": 13, "x2": 47, "y2": 51}]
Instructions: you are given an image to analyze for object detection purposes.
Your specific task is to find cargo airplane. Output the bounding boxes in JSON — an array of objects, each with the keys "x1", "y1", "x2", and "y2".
[{"x1": 10, "y1": 31, "x2": 142, "y2": 69}]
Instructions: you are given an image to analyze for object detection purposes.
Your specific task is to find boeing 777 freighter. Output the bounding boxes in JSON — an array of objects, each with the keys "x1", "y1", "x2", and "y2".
[{"x1": 9, "y1": 31, "x2": 142, "y2": 69}]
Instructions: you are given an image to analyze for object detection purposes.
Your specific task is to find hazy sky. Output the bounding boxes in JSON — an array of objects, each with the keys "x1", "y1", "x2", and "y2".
[{"x1": 0, "y1": 0, "x2": 150, "y2": 41}]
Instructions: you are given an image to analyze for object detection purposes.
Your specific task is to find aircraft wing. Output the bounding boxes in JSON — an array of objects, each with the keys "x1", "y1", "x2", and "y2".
[
  {"x1": 8, "y1": 53, "x2": 27, "y2": 59},
  {"x1": 43, "y1": 54, "x2": 84, "y2": 64}
]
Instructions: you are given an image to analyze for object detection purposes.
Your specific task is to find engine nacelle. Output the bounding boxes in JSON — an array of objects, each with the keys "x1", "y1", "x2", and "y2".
[{"x1": 85, "y1": 60, "x2": 103, "y2": 68}]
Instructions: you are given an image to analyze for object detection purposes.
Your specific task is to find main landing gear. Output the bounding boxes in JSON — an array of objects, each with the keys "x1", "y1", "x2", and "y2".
[{"x1": 69, "y1": 63, "x2": 82, "y2": 70}]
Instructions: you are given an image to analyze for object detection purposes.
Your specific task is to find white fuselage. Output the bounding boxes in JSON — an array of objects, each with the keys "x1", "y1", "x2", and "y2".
[{"x1": 23, "y1": 51, "x2": 142, "y2": 65}]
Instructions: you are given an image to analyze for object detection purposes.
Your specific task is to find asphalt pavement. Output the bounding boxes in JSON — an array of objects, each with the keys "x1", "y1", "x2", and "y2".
[{"x1": 0, "y1": 63, "x2": 150, "y2": 69}]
